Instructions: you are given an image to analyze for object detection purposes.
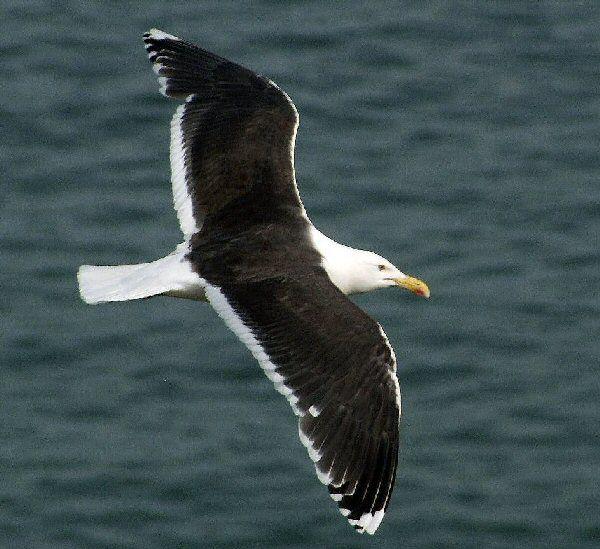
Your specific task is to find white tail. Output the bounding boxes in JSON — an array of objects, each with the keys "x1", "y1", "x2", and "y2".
[{"x1": 77, "y1": 246, "x2": 205, "y2": 304}]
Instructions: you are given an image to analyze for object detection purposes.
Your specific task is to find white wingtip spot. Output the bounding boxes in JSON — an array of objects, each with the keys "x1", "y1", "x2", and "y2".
[
  {"x1": 146, "y1": 28, "x2": 180, "y2": 41},
  {"x1": 348, "y1": 510, "x2": 385, "y2": 535},
  {"x1": 365, "y1": 509, "x2": 385, "y2": 534}
]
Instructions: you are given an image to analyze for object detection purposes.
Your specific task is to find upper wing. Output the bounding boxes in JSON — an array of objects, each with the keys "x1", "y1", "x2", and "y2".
[
  {"x1": 143, "y1": 29, "x2": 304, "y2": 237},
  {"x1": 203, "y1": 271, "x2": 401, "y2": 534}
]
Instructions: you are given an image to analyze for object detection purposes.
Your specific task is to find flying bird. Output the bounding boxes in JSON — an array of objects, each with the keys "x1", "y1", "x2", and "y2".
[{"x1": 77, "y1": 29, "x2": 430, "y2": 535}]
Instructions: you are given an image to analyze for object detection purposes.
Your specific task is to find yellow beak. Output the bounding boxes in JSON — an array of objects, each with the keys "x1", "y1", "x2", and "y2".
[{"x1": 394, "y1": 276, "x2": 430, "y2": 299}]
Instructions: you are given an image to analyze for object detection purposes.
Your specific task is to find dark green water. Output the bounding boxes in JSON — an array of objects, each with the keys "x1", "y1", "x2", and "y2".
[{"x1": 2, "y1": 2, "x2": 599, "y2": 547}]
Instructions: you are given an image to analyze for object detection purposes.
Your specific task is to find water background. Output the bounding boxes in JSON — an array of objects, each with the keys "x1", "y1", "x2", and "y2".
[{"x1": 2, "y1": 1, "x2": 599, "y2": 547}]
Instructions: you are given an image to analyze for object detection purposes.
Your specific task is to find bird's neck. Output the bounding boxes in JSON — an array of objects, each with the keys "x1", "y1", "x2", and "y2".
[{"x1": 308, "y1": 226, "x2": 374, "y2": 295}]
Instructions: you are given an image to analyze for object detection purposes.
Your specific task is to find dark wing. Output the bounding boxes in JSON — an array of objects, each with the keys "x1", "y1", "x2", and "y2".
[
  {"x1": 204, "y1": 271, "x2": 400, "y2": 534},
  {"x1": 143, "y1": 29, "x2": 303, "y2": 237}
]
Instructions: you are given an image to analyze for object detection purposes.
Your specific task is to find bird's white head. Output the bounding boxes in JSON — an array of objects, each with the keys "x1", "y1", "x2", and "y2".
[
  {"x1": 345, "y1": 250, "x2": 430, "y2": 297},
  {"x1": 310, "y1": 229, "x2": 430, "y2": 297}
]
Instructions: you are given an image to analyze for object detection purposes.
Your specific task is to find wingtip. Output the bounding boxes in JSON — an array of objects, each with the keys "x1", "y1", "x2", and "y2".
[
  {"x1": 143, "y1": 28, "x2": 184, "y2": 89},
  {"x1": 143, "y1": 28, "x2": 180, "y2": 42},
  {"x1": 348, "y1": 508, "x2": 385, "y2": 535}
]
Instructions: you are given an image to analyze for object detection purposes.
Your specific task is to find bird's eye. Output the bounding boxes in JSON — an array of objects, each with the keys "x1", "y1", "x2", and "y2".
[{"x1": 378, "y1": 264, "x2": 386, "y2": 271}]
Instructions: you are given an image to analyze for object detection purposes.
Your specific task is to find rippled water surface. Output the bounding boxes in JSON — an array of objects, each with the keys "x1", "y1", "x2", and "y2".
[{"x1": 2, "y1": 1, "x2": 599, "y2": 547}]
